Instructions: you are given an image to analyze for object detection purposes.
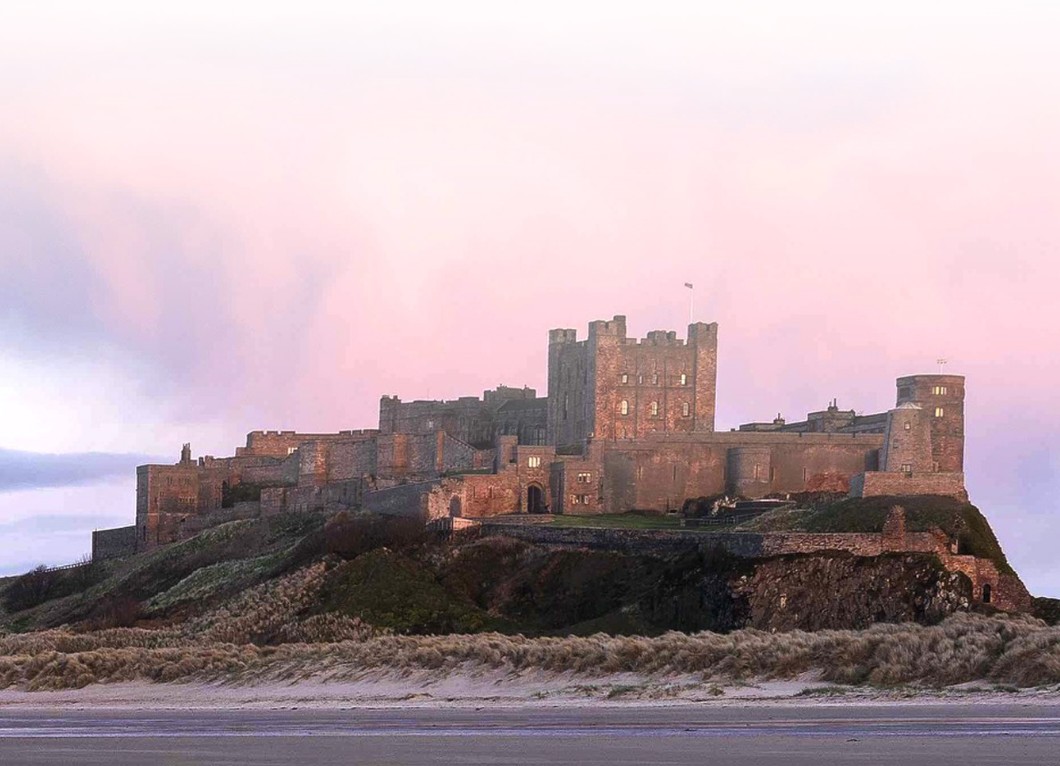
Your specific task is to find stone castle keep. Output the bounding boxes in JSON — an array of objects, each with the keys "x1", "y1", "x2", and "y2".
[{"x1": 92, "y1": 315, "x2": 969, "y2": 560}]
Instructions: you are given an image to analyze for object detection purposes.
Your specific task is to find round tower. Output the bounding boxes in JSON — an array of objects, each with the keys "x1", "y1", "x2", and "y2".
[
  {"x1": 895, "y1": 375, "x2": 965, "y2": 473},
  {"x1": 881, "y1": 403, "x2": 933, "y2": 473}
]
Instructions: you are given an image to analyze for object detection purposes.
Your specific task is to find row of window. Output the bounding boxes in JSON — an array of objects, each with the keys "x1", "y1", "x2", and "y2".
[
  {"x1": 620, "y1": 373, "x2": 688, "y2": 386},
  {"x1": 619, "y1": 400, "x2": 692, "y2": 417},
  {"x1": 571, "y1": 494, "x2": 592, "y2": 505},
  {"x1": 932, "y1": 385, "x2": 948, "y2": 395}
]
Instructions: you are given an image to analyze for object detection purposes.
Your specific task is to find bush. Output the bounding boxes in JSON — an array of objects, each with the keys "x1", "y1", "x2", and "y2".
[
  {"x1": 85, "y1": 596, "x2": 142, "y2": 630},
  {"x1": 3, "y1": 567, "x2": 58, "y2": 613},
  {"x1": 323, "y1": 512, "x2": 427, "y2": 560}
]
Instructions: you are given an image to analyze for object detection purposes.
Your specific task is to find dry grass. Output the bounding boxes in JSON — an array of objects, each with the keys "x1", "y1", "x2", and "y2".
[{"x1": 3, "y1": 610, "x2": 1060, "y2": 692}]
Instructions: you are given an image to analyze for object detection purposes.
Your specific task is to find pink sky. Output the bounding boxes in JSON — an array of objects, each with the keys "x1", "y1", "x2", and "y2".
[{"x1": 1, "y1": 3, "x2": 1058, "y2": 591}]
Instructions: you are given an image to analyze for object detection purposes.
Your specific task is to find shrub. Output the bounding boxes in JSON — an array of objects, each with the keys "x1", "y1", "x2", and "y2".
[
  {"x1": 3, "y1": 567, "x2": 57, "y2": 613},
  {"x1": 323, "y1": 512, "x2": 427, "y2": 560}
]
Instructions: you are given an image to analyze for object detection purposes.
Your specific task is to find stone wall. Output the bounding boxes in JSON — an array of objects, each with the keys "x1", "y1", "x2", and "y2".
[
  {"x1": 597, "y1": 431, "x2": 883, "y2": 510},
  {"x1": 260, "y1": 479, "x2": 364, "y2": 516},
  {"x1": 379, "y1": 386, "x2": 545, "y2": 449},
  {"x1": 851, "y1": 471, "x2": 967, "y2": 500},
  {"x1": 91, "y1": 525, "x2": 137, "y2": 561},
  {"x1": 237, "y1": 429, "x2": 378, "y2": 458},
  {"x1": 363, "y1": 480, "x2": 437, "y2": 520}
]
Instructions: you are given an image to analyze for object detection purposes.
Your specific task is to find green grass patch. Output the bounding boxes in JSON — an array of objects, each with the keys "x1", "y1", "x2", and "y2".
[
  {"x1": 799, "y1": 496, "x2": 1014, "y2": 575},
  {"x1": 549, "y1": 513, "x2": 683, "y2": 530},
  {"x1": 319, "y1": 549, "x2": 502, "y2": 634}
]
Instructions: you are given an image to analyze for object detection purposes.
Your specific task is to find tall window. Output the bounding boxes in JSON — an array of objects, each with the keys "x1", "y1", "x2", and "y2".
[
  {"x1": 679, "y1": 373, "x2": 687, "y2": 386},
  {"x1": 934, "y1": 407, "x2": 945, "y2": 418},
  {"x1": 652, "y1": 373, "x2": 659, "y2": 385},
  {"x1": 620, "y1": 400, "x2": 629, "y2": 415},
  {"x1": 681, "y1": 402, "x2": 690, "y2": 417},
  {"x1": 650, "y1": 401, "x2": 659, "y2": 416}
]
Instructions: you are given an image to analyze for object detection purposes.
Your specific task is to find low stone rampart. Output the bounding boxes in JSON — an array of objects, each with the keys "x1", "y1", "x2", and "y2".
[
  {"x1": 363, "y1": 480, "x2": 438, "y2": 520},
  {"x1": 851, "y1": 471, "x2": 967, "y2": 500},
  {"x1": 91, "y1": 526, "x2": 137, "y2": 561}
]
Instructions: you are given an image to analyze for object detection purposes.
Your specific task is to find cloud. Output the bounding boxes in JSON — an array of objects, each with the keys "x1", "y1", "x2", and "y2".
[{"x1": 0, "y1": 449, "x2": 161, "y2": 492}]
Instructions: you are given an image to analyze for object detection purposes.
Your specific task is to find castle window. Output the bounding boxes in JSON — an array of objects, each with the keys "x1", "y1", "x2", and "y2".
[
  {"x1": 934, "y1": 407, "x2": 945, "y2": 418},
  {"x1": 679, "y1": 373, "x2": 688, "y2": 386},
  {"x1": 982, "y1": 583, "x2": 992, "y2": 603},
  {"x1": 652, "y1": 373, "x2": 659, "y2": 385},
  {"x1": 287, "y1": 447, "x2": 297, "y2": 455},
  {"x1": 681, "y1": 402, "x2": 690, "y2": 418},
  {"x1": 528, "y1": 456, "x2": 541, "y2": 468},
  {"x1": 933, "y1": 386, "x2": 948, "y2": 395},
  {"x1": 753, "y1": 464, "x2": 761, "y2": 480},
  {"x1": 572, "y1": 494, "x2": 589, "y2": 505},
  {"x1": 638, "y1": 374, "x2": 643, "y2": 385},
  {"x1": 620, "y1": 400, "x2": 629, "y2": 415},
  {"x1": 577, "y1": 472, "x2": 592, "y2": 483},
  {"x1": 650, "y1": 401, "x2": 659, "y2": 416},
  {"x1": 620, "y1": 373, "x2": 629, "y2": 384},
  {"x1": 904, "y1": 422, "x2": 911, "y2": 431},
  {"x1": 900, "y1": 463, "x2": 913, "y2": 474}
]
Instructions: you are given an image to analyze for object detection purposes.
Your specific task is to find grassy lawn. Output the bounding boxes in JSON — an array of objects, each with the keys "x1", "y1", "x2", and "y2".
[{"x1": 549, "y1": 513, "x2": 684, "y2": 530}]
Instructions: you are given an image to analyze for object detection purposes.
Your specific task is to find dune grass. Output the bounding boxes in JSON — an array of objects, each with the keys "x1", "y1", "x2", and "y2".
[{"x1": 2, "y1": 608, "x2": 1059, "y2": 692}]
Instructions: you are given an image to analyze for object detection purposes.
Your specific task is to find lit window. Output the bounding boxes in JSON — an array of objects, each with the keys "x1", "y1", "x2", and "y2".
[
  {"x1": 901, "y1": 463, "x2": 913, "y2": 474},
  {"x1": 904, "y1": 422, "x2": 911, "y2": 431},
  {"x1": 679, "y1": 373, "x2": 688, "y2": 386},
  {"x1": 620, "y1": 373, "x2": 629, "y2": 384},
  {"x1": 934, "y1": 407, "x2": 945, "y2": 418},
  {"x1": 652, "y1": 373, "x2": 659, "y2": 385},
  {"x1": 577, "y1": 472, "x2": 592, "y2": 483},
  {"x1": 638, "y1": 374, "x2": 643, "y2": 385},
  {"x1": 287, "y1": 447, "x2": 298, "y2": 455},
  {"x1": 572, "y1": 494, "x2": 590, "y2": 505},
  {"x1": 681, "y1": 402, "x2": 690, "y2": 417},
  {"x1": 650, "y1": 401, "x2": 659, "y2": 416},
  {"x1": 528, "y1": 456, "x2": 541, "y2": 468},
  {"x1": 932, "y1": 386, "x2": 948, "y2": 396},
  {"x1": 620, "y1": 400, "x2": 629, "y2": 415}
]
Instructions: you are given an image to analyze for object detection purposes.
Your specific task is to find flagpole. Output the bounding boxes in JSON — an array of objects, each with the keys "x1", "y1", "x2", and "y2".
[{"x1": 684, "y1": 282, "x2": 694, "y2": 324}]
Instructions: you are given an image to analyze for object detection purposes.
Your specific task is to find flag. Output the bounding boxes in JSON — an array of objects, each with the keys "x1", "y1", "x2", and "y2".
[{"x1": 684, "y1": 282, "x2": 693, "y2": 289}]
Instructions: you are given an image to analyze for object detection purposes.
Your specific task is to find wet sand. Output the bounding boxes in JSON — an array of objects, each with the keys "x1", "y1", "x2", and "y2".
[{"x1": 1, "y1": 705, "x2": 1058, "y2": 765}]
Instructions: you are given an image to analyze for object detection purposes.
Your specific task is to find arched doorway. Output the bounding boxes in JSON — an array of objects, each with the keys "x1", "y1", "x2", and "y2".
[
  {"x1": 449, "y1": 496, "x2": 462, "y2": 518},
  {"x1": 527, "y1": 484, "x2": 546, "y2": 514}
]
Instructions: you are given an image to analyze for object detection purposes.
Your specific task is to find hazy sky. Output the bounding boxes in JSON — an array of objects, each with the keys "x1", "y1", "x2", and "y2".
[{"x1": 1, "y1": 3, "x2": 1058, "y2": 590}]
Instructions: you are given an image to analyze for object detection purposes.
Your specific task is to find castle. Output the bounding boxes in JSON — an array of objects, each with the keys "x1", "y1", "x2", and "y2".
[{"x1": 91, "y1": 314, "x2": 967, "y2": 560}]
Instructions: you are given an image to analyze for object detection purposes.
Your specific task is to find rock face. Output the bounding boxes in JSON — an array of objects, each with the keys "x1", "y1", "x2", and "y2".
[
  {"x1": 432, "y1": 536, "x2": 979, "y2": 634},
  {"x1": 734, "y1": 552, "x2": 972, "y2": 632}
]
